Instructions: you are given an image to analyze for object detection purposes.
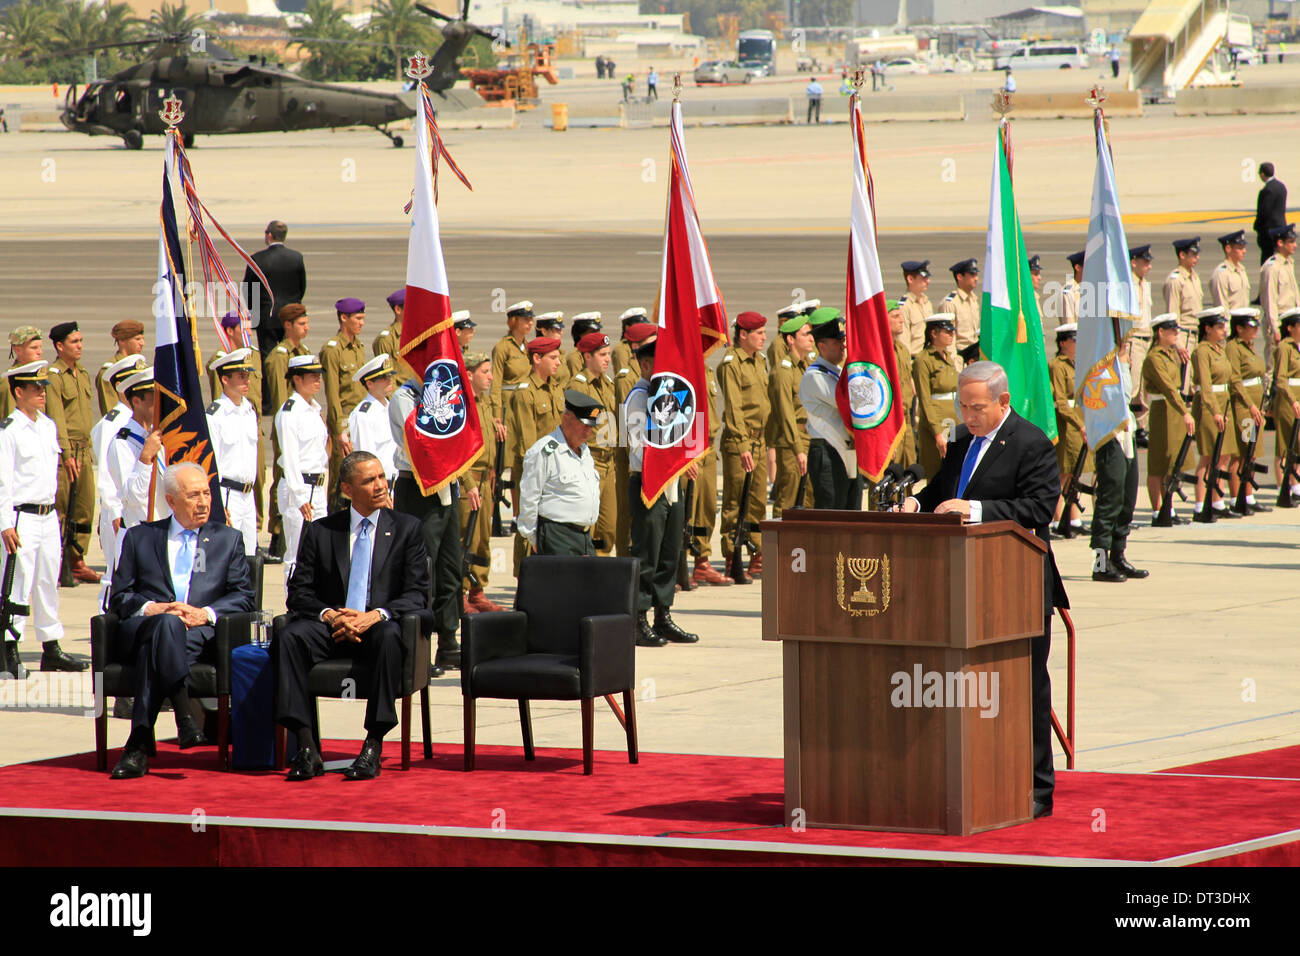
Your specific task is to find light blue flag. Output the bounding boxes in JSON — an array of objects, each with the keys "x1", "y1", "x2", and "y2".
[{"x1": 1074, "y1": 116, "x2": 1141, "y2": 449}]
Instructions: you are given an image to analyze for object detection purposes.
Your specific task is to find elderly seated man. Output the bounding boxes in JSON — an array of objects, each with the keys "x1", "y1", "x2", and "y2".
[{"x1": 107, "y1": 462, "x2": 256, "y2": 779}]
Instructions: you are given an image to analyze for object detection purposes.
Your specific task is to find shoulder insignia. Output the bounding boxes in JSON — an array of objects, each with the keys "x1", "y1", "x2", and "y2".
[
  {"x1": 616, "y1": 367, "x2": 631, "y2": 376},
  {"x1": 543, "y1": 439, "x2": 559, "y2": 456},
  {"x1": 943, "y1": 292, "x2": 956, "y2": 301},
  {"x1": 281, "y1": 399, "x2": 295, "y2": 412},
  {"x1": 899, "y1": 294, "x2": 910, "y2": 303},
  {"x1": 781, "y1": 359, "x2": 792, "y2": 368},
  {"x1": 48, "y1": 367, "x2": 59, "y2": 374},
  {"x1": 274, "y1": 346, "x2": 287, "y2": 354},
  {"x1": 378, "y1": 330, "x2": 391, "y2": 338},
  {"x1": 100, "y1": 361, "x2": 111, "y2": 369},
  {"x1": 1214, "y1": 263, "x2": 1226, "y2": 271},
  {"x1": 358, "y1": 400, "x2": 372, "y2": 413},
  {"x1": 1167, "y1": 270, "x2": 1180, "y2": 279},
  {"x1": 115, "y1": 427, "x2": 133, "y2": 440},
  {"x1": 574, "y1": 373, "x2": 588, "y2": 383},
  {"x1": 325, "y1": 340, "x2": 338, "y2": 348},
  {"x1": 723, "y1": 354, "x2": 734, "y2": 362},
  {"x1": 0, "y1": 417, "x2": 10, "y2": 430},
  {"x1": 205, "y1": 401, "x2": 220, "y2": 415},
  {"x1": 105, "y1": 408, "x2": 120, "y2": 421},
  {"x1": 517, "y1": 382, "x2": 529, "y2": 390}
]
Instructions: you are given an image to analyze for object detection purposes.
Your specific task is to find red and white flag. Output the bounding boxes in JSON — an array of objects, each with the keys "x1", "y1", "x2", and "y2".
[
  {"x1": 640, "y1": 100, "x2": 730, "y2": 506},
  {"x1": 399, "y1": 80, "x2": 482, "y2": 495},
  {"x1": 835, "y1": 93, "x2": 904, "y2": 482}
]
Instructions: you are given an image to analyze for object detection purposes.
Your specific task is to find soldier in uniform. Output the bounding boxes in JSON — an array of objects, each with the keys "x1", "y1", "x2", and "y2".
[
  {"x1": 564, "y1": 313, "x2": 602, "y2": 381},
  {"x1": 1270, "y1": 308, "x2": 1300, "y2": 501},
  {"x1": 320, "y1": 296, "x2": 368, "y2": 510},
  {"x1": 1089, "y1": 335, "x2": 1146, "y2": 582},
  {"x1": 689, "y1": 361, "x2": 730, "y2": 585},
  {"x1": 458, "y1": 352, "x2": 503, "y2": 614},
  {"x1": 206, "y1": 314, "x2": 268, "y2": 537},
  {"x1": 372, "y1": 288, "x2": 418, "y2": 386},
  {"x1": 1141, "y1": 315, "x2": 1196, "y2": 517},
  {"x1": 1163, "y1": 236, "x2": 1204, "y2": 355},
  {"x1": 1049, "y1": 324, "x2": 1087, "y2": 536},
  {"x1": 263, "y1": 303, "x2": 311, "y2": 561},
  {"x1": 1, "y1": 325, "x2": 45, "y2": 421},
  {"x1": 105, "y1": 367, "x2": 168, "y2": 542},
  {"x1": 275, "y1": 355, "x2": 329, "y2": 581},
  {"x1": 0, "y1": 361, "x2": 86, "y2": 677},
  {"x1": 206, "y1": 349, "x2": 260, "y2": 556},
  {"x1": 887, "y1": 301, "x2": 917, "y2": 468},
  {"x1": 1029, "y1": 254, "x2": 1044, "y2": 320},
  {"x1": 624, "y1": 333, "x2": 698, "y2": 646},
  {"x1": 94, "y1": 320, "x2": 145, "y2": 416},
  {"x1": 1210, "y1": 230, "x2": 1251, "y2": 311},
  {"x1": 768, "y1": 303, "x2": 801, "y2": 369},
  {"x1": 610, "y1": 307, "x2": 649, "y2": 385},
  {"x1": 1225, "y1": 308, "x2": 1269, "y2": 513},
  {"x1": 1189, "y1": 308, "x2": 1238, "y2": 520},
  {"x1": 46, "y1": 321, "x2": 99, "y2": 584},
  {"x1": 1259, "y1": 223, "x2": 1298, "y2": 374},
  {"x1": 92, "y1": 354, "x2": 145, "y2": 592},
  {"x1": 718, "y1": 311, "x2": 770, "y2": 583},
  {"x1": 613, "y1": 321, "x2": 656, "y2": 555},
  {"x1": 912, "y1": 314, "x2": 960, "y2": 481},
  {"x1": 488, "y1": 300, "x2": 534, "y2": 509},
  {"x1": 517, "y1": 391, "x2": 603, "y2": 556},
  {"x1": 534, "y1": 312, "x2": 568, "y2": 387},
  {"x1": 348, "y1": 356, "x2": 398, "y2": 490},
  {"x1": 768, "y1": 314, "x2": 813, "y2": 516},
  {"x1": 454, "y1": 311, "x2": 477, "y2": 354},
  {"x1": 506, "y1": 337, "x2": 567, "y2": 574},
  {"x1": 897, "y1": 261, "x2": 933, "y2": 354},
  {"x1": 801, "y1": 317, "x2": 861, "y2": 510},
  {"x1": 1128, "y1": 245, "x2": 1154, "y2": 447},
  {"x1": 942, "y1": 258, "x2": 981, "y2": 367},
  {"x1": 568, "y1": 332, "x2": 618, "y2": 555}
]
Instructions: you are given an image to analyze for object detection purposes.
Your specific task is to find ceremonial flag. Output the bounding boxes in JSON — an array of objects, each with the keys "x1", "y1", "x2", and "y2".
[
  {"x1": 153, "y1": 130, "x2": 225, "y2": 522},
  {"x1": 399, "y1": 69, "x2": 482, "y2": 495},
  {"x1": 834, "y1": 91, "x2": 903, "y2": 482},
  {"x1": 1074, "y1": 102, "x2": 1140, "y2": 449},
  {"x1": 640, "y1": 98, "x2": 729, "y2": 506},
  {"x1": 980, "y1": 119, "x2": 1058, "y2": 443}
]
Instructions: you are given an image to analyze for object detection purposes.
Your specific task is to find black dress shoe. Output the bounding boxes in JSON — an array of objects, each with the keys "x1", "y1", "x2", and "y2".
[
  {"x1": 1215, "y1": 506, "x2": 1242, "y2": 519},
  {"x1": 1033, "y1": 800, "x2": 1053, "y2": 819},
  {"x1": 2, "y1": 642, "x2": 27, "y2": 680},
  {"x1": 1111, "y1": 554, "x2": 1149, "y2": 579},
  {"x1": 343, "y1": 738, "x2": 382, "y2": 780},
  {"x1": 430, "y1": 662, "x2": 446, "y2": 679},
  {"x1": 1134, "y1": 428, "x2": 1149, "y2": 449},
  {"x1": 176, "y1": 725, "x2": 210, "y2": 749},
  {"x1": 636, "y1": 612, "x2": 667, "y2": 647},
  {"x1": 110, "y1": 748, "x2": 149, "y2": 779},
  {"x1": 286, "y1": 746, "x2": 324, "y2": 781},
  {"x1": 1250, "y1": 501, "x2": 1273, "y2": 513},
  {"x1": 434, "y1": 647, "x2": 461, "y2": 670},
  {"x1": 39, "y1": 641, "x2": 87, "y2": 672},
  {"x1": 257, "y1": 547, "x2": 283, "y2": 566},
  {"x1": 653, "y1": 608, "x2": 699, "y2": 644},
  {"x1": 1092, "y1": 568, "x2": 1127, "y2": 582}
]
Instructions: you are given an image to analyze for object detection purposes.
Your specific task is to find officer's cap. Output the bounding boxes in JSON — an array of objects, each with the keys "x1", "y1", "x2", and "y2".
[
  {"x1": 527, "y1": 337, "x2": 561, "y2": 358},
  {"x1": 288, "y1": 354, "x2": 323, "y2": 375},
  {"x1": 564, "y1": 389, "x2": 604, "y2": 426},
  {"x1": 735, "y1": 311, "x2": 767, "y2": 331},
  {"x1": 1196, "y1": 306, "x2": 1228, "y2": 326},
  {"x1": 778, "y1": 315, "x2": 810, "y2": 336},
  {"x1": 111, "y1": 320, "x2": 145, "y2": 341},
  {"x1": 452, "y1": 309, "x2": 476, "y2": 329},
  {"x1": 901, "y1": 260, "x2": 930, "y2": 277},
  {"x1": 49, "y1": 321, "x2": 78, "y2": 343},
  {"x1": 1217, "y1": 230, "x2": 1247, "y2": 248},
  {"x1": 577, "y1": 332, "x2": 611, "y2": 354},
  {"x1": 808, "y1": 306, "x2": 842, "y2": 326},
  {"x1": 1066, "y1": 250, "x2": 1085, "y2": 267},
  {"x1": 950, "y1": 258, "x2": 978, "y2": 276},
  {"x1": 925, "y1": 312, "x2": 957, "y2": 333},
  {"x1": 1055, "y1": 323, "x2": 1078, "y2": 339},
  {"x1": 507, "y1": 300, "x2": 535, "y2": 318},
  {"x1": 1270, "y1": 223, "x2": 1296, "y2": 242},
  {"x1": 1151, "y1": 313, "x2": 1180, "y2": 331},
  {"x1": 534, "y1": 311, "x2": 564, "y2": 330},
  {"x1": 6, "y1": 360, "x2": 50, "y2": 388},
  {"x1": 8, "y1": 325, "x2": 41, "y2": 347},
  {"x1": 386, "y1": 288, "x2": 406, "y2": 309},
  {"x1": 620, "y1": 307, "x2": 648, "y2": 327},
  {"x1": 1027, "y1": 254, "x2": 1042, "y2": 273},
  {"x1": 121, "y1": 366, "x2": 155, "y2": 395},
  {"x1": 1280, "y1": 307, "x2": 1300, "y2": 329},
  {"x1": 1128, "y1": 244, "x2": 1152, "y2": 261},
  {"x1": 776, "y1": 303, "x2": 801, "y2": 320},
  {"x1": 1172, "y1": 237, "x2": 1201, "y2": 255},
  {"x1": 352, "y1": 354, "x2": 394, "y2": 384},
  {"x1": 210, "y1": 347, "x2": 255, "y2": 376},
  {"x1": 811, "y1": 319, "x2": 845, "y2": 342},
  {"x1": 570, "y1": 313, "x2": 602, "y2": 339},
  {"x1": 798, "y1": 298, "x2": 821, "y2": 315},
  {"x1": 106, "y1": 354, "x2": 145, "y2": 387},
  {"x1": 1230, "y1": 307, "x2": 1260, "y2": 328},
  {"x1": 335, "y1": 297, "x2": 365, "y2": 315}
]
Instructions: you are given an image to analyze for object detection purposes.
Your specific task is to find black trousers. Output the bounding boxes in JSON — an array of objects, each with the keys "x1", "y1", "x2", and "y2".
[
  {"x1": 275, "y1": 618, "x2": 403, "y2": 737},
  {"x1": 1258, "y1": 234, "x2": 1273, "y2": 266},
  {"x1": 806, "y1": 98, "x2": 821, "y2": 123},
  {"x1": 808, "y1": 439, "x2": 863, "y2": 510},
  {"x1": 115, "y1": 614, "x2": 213, "y2": 734},
  {"x1": 1032, "y1": 622, "x2": 1055, "y2": 806},
  {"x1": 394, "y1": 473, "x2": 460, "y2": 647},
  {"x1": 537, "y1": 518, "x2": 594, "y2": 557},
  {"x1": 1089, "y1": 440, "x2": 1138, "y2": 554},
  {"x1": 628, "y1": 473, "x2": 684, "y2": 613}
]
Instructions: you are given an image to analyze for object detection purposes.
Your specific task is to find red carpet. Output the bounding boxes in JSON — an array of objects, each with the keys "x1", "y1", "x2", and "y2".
[
  {"x1": 2, "y1": 741, "x2": 1299, "y2": 865},
  {"x1": 1160, "y1": 745, "x2": 1300, "y2": 780}
]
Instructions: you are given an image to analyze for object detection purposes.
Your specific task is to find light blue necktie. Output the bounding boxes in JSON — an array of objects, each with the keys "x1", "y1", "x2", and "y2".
[
  {"x1": 346, "y1": 518, "x2": 372, "y2": 611},
  {"x1": 956, "y1": 436, "x2": 986, "y2": 499},
  {"x1": 173, "y1": 530, "x2": 196, "y2": 603}
]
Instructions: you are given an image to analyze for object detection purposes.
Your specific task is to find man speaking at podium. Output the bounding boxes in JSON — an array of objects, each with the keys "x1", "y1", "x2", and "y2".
[{"x1": 902, "y1": 361, "x2": 1067, "y2": 819}]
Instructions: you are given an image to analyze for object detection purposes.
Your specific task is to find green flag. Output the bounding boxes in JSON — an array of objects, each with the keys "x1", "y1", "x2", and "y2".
[{"x1": 980, "y1": 125, "x2": 1058, "y2": 443}]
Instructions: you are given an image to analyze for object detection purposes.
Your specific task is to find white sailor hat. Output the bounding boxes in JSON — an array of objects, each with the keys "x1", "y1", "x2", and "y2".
[
  {"x1": 288, "y1": 354, "x2": 323, "y2": 374},
  {"x1": 106, "y1": 354, "x2": 146, "y2": 388},
  {"x1": 209, "y1": 347, "x2": 255, "y2": 375},
  {"x1": 1230, "y1": 307, "x2": 1261, "y2": 319},
  {"x1": 776, "y1": 303, "x2": 801, "y2": 319},
  {"x1": 120, "y1": 366, "x2": 155, "y2": 394},
  {"x1": 1196, "y1": 306, "x2": 1228, "y2": 324},
  {"x1": 451, "y1": 309, "x2": 475, "y2": 328},
  {"x1": 1279, "y1": 306, "x2": 1300, "y2": 326},
  {"x1": 1055, "y1": 323, "x2": 1078, "y2": 335},
  {"x1": 6, "y1": 360, "x2": 50, "y2": 387},
  {"x1": 1151, "y1": 313, "x2": 1179, "y2": 330},
  {"x1": 620, "y1": 307, "x2": 648, "y2": 324},
  {"x1": 571, "y1": 311, "x2": 601, "y2": 322},
  {"x1": 798, "y1": 298, "x2": 821, "y2": 314},
  {"x1": 352, "y1": 354, "x2": 394, "y2": 384},
  {"x1": 925, "y1": 312, "x2": 957, "y2": 328},
  {"x1": 506, "y1": 300, "x2": 534, "y2": 318},
  {"x1": 535, "y1": 311, "x2": 564, "y2": 329}
]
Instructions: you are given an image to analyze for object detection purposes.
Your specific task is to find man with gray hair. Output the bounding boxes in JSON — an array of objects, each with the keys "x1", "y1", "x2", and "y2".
[{"x1": 902, "y1": 360, "x2": 1067, "y2": 819}]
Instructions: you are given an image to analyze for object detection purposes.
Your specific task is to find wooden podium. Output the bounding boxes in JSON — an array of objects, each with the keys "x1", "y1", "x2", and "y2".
[{"x1": 761, "y1": 510, "x2": 1046, "y2": 836}]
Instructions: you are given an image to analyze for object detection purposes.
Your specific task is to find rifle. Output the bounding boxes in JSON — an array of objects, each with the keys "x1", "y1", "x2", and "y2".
[
  {"x1": 1055, "y1": 441, "x2": 1094, "y2": 538},
  {"x1": 58, "y1": 462, "x2": 79, "y2": 588},
  {"x1": 1277, "y1": 419, "x2": 1300, "y2": 508},
  {"x1": 1153, "y1": 433, "x2": 1198, "y2": 527},
  {"x1": 461, "y1": 472, "x2": 493, "y2": 598},
  {"x1": 0, "y1": 540, "x2": 23, "y2": 644},
  {"x1": 1192, "y1": 427, "x2": 1228, "y2": 523},
  {"x1": 1234, "y1": 385, "x2": 1272, "y2": 514},
  {"x1": 490, "y1": 437, "x2": 507, "y2": 536},
  {"x1": 727, "y1": 468, "x2": 761, "y2": 584},
  {"x1": 676, "y1": 479, "x2": 696, "y2": 591}
]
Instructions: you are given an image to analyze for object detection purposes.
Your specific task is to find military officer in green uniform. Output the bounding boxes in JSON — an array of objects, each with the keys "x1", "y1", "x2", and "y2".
[
  {"x1": 371, "y1": 288, "x2": 418, "y2": 386},
  {"x1": 768, "y1": 313, "x2": 813, "y2": 516},
  {"x1": 506, "y1": 336, "x2": 566, "y2": 574},
  {"x1": 887, "y1": 301, "x2": 917, "y2": 468},
  {"x1": 565, "y1": 312, "x2": 602, "y2": 381},
  {"x1": 517, "y1": 391, "x2": 604, "y2": 557},
  {"x1": 1141, "y1": 314, "x2": 1196, "y2": 517},
  {"x1": 1270, "y1": 308, "x2": 1300, "y2": 501},
  {"x1": 1225, "y1": 308, "x2": 1268, "y2": 512},
  {"x1": 568, "y1": 331, "x2": 618, "y2": 555},
  {"x1": 1049, "y1": 323, "x2": 1087, "y2": 536},
  {"x1": 1190, "y1": 307, "x2": 1238, "y2": 520},
  {"x1": 911, "y1": 314, "x2": 959, "y2": 482},
  {"x1": 767, "y1": 299, "x2": 817, "y2": 370},
  {"x1": 489, "y1": 300, "x2": 534, "y2": 451},
  {"x1": 689, "y1": 361, "x2": 730, "y2": 585},
  {"x1": 718, "y1": 311, "x2": 770, "y2": 583},
  {"x1": 45, "y1": 321, "x2": 99, "y2": 584},
  {"x1": 94, "y1": 320, "x2": 145, "y2": 416},
  {"x1": 611, "y1": 308, "x2": 648, "y2": 385},
  {"x1": 534, "y1": 312, "x2": 568, "y2": 388},
  {"x1": 2, "y1": 325, "x2": 44, "y2": 421},
  {"x1": 459, "y1": 351, "x2": 504, "y2": 613},
  {"x1": 320, "y1": 296, "x2": 368, "y2": 510}
]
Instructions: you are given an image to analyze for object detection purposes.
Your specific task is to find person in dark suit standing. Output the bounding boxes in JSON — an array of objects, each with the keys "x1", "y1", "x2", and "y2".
[
  {"x1": 107, "y1": 462, "x2": 256, "y2": 778},
  {"x1": 1254, "y1": 163, "x2": 1287, "y2": 266},
  {"x1": 902, "y1": 361, "x2": 1067, "y2": 819},
  {"x1": 276, "y1": 451, "x2": 431, "y2": 782},
  {"x1": 244, "y1": 220, "x2": 307, "y2": 366}
]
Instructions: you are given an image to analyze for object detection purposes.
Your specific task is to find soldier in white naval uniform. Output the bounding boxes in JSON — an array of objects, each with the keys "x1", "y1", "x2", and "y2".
[
  {"x1": 206, "y1": 348, "x2": 261, "y2": 556},
  {"x1": 347, "y1": 355, "x2": 398, "y2": 490},
  {"x1": 275, "y1": 354, "x2": 329, "y2": 580}
]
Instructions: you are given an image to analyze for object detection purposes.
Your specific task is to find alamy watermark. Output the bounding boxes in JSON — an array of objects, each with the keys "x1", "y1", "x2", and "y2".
[{"x1": 890, "y1": 664, "x2": 1000, "y2": 718}]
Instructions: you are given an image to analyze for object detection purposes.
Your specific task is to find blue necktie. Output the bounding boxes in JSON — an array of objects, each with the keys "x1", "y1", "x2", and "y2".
[
  {"x1": 956, "y1": 436, "x2": 986, "y2": 499},
  {"x1": 346, "y1": 518, "x2": 372, "y2": 612},
  {"x1": 174, "y1": 530, "x2": 196, "y2": 603}
]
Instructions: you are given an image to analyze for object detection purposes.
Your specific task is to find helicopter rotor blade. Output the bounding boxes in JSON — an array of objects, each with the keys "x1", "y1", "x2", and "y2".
[{"x1": 415, "y1": 3, "x2": 456, "y2": 23}]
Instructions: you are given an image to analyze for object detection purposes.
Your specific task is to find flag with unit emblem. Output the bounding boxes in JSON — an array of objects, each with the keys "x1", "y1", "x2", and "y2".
[
  {"x1": 835, "y1": 91, "x2": 903, "y2": 482},
  {"x1": 640, "y1": 98, "x2": 729, "y2": 506},
  {"x1": 399, "y1": 68, "x2": 482, "y2": 495}
]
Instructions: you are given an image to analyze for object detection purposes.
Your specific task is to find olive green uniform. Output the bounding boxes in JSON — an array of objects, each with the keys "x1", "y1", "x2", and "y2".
[
  {"x1": 1227, "y1": 337, "x2": 1265, "y2": 451},
  {"x1": 46, "y1": 357, "x2": 97, "y2": 563},
  {"x1": 692, "y1": 365, "x2": 722, "y2": 559},
  {"x1": 564, "y1": 348, "x2": 586, "y2": 383},
  {"x1": 1049, "y1": 354, "x2": 1088, "y2": 476},
  {"x1": 1191, "y1": 340, "x2": 1236, "y2": 456},
  {"x1": 718, "y1": 346, "x2": 769, "y2": 561},
  {"x1": 1142, "y1": 344, "x2": 1192, "y2": 477},
  {"x1": 95, "y1": 350, "x2": 131, "y2": 415},
  {"x1": 613, "y1": 364, "x2": 640, "y2": 555},
  {"x1": 372, "y1": 321, "x2": 418, "y2": 386},
  {"x1": 911, "y1": 345, "x2": 959, "y2": 481},
  {"x1": 506, "y1": 370, "x2": 565, "y2": 573},
  {"x1": 320, "y1": 332, "x2": 367, "y2": 506},
  {"x1": 941, "y1": 287, "x2": 980, "y2": 366},
  {"x1": 890, "y1": 338, "x2": 917, "y2": 467},
  {"x1": 570, "y1": 369, "x2": 619, "y2": 554},
  {"x1": 1271, "y1": 339, "x2": 1300, "y2": 461},
  {"x1": 767, "y1": 352, "x2": 810, "y2": 516},
  {"x1": 459, "y1": 393, "x2": 496, "y2": 591},
  {"x1": 610, "y1": 340, "x2": 641, "y2": 383}
]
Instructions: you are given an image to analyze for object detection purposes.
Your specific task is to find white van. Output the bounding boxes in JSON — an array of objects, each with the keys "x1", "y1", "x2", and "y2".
[{"x1": 995, "y1": 43, "x2": 1090, "y2": 70}]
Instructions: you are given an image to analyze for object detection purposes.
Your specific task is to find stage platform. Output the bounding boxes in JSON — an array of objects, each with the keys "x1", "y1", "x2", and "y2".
[{"x1": 2, "y1": 742, "x2": 1299, "y2": 867}]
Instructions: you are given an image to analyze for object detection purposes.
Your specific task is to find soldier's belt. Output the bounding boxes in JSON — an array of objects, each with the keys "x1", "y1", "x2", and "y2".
[
  {"x1": 220, "y1": 478, "x2": 255, "y2": 494},
  {"x1": 501, "y1": 383, "x2": 526, "y2": 392},
  {"x1": 1242, "y1": 377, "x2": 1263, "y2": 387},
  {"x1": 539, "y1": 517, "x2": 591, "y2": 534},
  {"x1": 931, "y1": 391, "x2": 957, "y2": 401},
  {"x1": 302, "y1": 473, "x2": 326, "y2": 487},
  {"x1": 1209, "y1": 384, "x2": 1228, "y2": 393},
  {"x1": 1150, "y1": 395, "x2": 1166, "y2": 402},
  {"x1": 15, "y1": 503, "x2": 54, "y2": 515},
  {"x1": 1289, "y1": 378, "x2": 1300, "y2": 387}
]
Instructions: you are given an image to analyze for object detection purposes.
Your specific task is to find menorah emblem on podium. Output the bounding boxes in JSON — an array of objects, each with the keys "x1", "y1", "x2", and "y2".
[
  {"x1": 846, "y1": 557, "x2": 879, "y2": 604},
  {"x1": 836, "y1": 552, "x2": 891, "y2": 617}
]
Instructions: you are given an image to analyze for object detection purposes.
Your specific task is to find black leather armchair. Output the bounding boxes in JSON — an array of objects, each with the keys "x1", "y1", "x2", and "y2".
[
  {"x1": 461, "y1": 555, "x2": 640, "y2": 775},
  {"x1": 92, "y1": 555, "x2": 264, "y2": 772}
]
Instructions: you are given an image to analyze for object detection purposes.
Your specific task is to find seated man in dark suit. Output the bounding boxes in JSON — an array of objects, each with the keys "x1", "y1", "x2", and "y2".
[
  {"x1": 902, "y1": 361, "x2": 1068, "y2": 819},
  {"x1": 108, "y1": 462, "x2": 256, "y2": 778},
  {"x1": 276, "y1": 451, "x2": 431, "y2": 781}
]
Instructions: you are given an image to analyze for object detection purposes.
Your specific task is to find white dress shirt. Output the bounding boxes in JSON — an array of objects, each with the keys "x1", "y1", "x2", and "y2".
[
  {"x1": 349, "y1": 395, "x2": 397, "y2": 480},
  {"x1": 206, "y1": 392, "x2": 259, "y2": 484},
  {"x1": 275, "y1": 392, "x2": 328, "y2": 508},
  {"x1": 0, "y1": 409, "x2": 60, "y2": 529}
]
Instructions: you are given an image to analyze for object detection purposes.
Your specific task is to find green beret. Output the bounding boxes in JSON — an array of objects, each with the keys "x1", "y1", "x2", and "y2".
[
  {"x1": 808, "y1": 306, "x2": 842, "y2": 326},
  {"x1": 886, "y1": 298, "x2": 899, "y2": 311},
  {"x1": 778, "y1": 315, "x2": 809, "y2": 335}
]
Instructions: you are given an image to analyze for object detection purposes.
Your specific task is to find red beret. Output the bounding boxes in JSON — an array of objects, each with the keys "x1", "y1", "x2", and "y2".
[
  {"x1": 577, "y1": 332, "x2": 611, "y2": 353},
  {"x1": 624, "y1": 322, "x2": 658, "y2": 345},
  {"x1": 736, "y1": 311, "x2": 767, "y2": 331},
  {"x1": 527, "y1": 337, "x2": 561, "y2": 357}
]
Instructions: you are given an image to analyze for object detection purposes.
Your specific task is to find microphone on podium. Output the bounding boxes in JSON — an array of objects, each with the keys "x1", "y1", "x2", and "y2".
[{"x1": 873, "y1": 464, "x2": 905, "y2": 505}]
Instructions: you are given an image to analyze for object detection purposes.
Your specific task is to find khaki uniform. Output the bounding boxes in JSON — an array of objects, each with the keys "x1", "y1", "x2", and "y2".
[
  {"x1": 610, "y1": 340, "x2": 641, "y2": 383},
  {"x1": 1191, "y1": 340, "x2": 1236, "y2": 457},
  {"x1": 767, "y1": 353, "x2": 810, "y2": 516},
  {"x1": 458, "y1": 393, "x2": 496, "y2": 591},
  {"x1": 897, "y1": 291, "x2": 932, "y2": 355},
  {"x1": 718, "y1": 346, "x2": 769, "y2": 561},
  {"x1": 1044, "y1": 277, "x2": 1079, "y2": 326},
  {"x1": 1129, "y1": 272, "x2": 1154, "y2": 431},
  {"x1": 489, "y1": 334, "x2": 531, "y2": 431},
  {"x1": 613, "y1": 365, "x2": 640, "y2": 555},
  {"x1": 1210, "y1": 259, "x2": 1250, "y2": 311},
  {"x1": 1163, "y1": 265, "x2": 1204, "y2": 336},
  {"x1": 1270, "y1": 339, "x2": 1300, "y2": 462},
  {"x1": 0, "y1": 365, "x2": 15, "y2": 420},
  {"x1": 506, "y1": 370, "x2": 565, "y2": 573},
  {"x1": 890, "y1": 339, "x2": 917, "y2": 467},
  {"x1": 570, "y1": 369, "x2": 619, "y2": 554},
  {"x1": 1260, "y1": 253, "x2": 1299, "y2": 371},
  {"x1": 46, "y1": 357, "x2": 97, "y2": 563},
  {"x1": 372, "y1": 320, "x2": 418, "y2": 386},
  {"x1": 263, "y1": 341, "x2": 309, "y2": 539},
  {"x1": 319, "y1": 332, "x2": 368, "y2": 504},
  {"x1": 1049, "y1": 355, "x2": 1088, "y2": 477},
  {"x1": 692, "y1": 366, "x2": 722, "y2": 559},
  {"x1": 564, "y1": 348, "x2": 586, "y2": 383},
  {"x1": 1142, "y1": 344, "x2": 1192, "y2": 477},
  {"x1": 911, "y1": 345, "x2": 959, "y2": 481},
  {"x1": 1227, "y1": 337, "x2": 1266, "y2": 452},
  {"x1": 95, "y1": 350, "x2": 131, "y2": 416},
  {"x1": 941, "y1": 287, "x2": 980, "y2": 365}
]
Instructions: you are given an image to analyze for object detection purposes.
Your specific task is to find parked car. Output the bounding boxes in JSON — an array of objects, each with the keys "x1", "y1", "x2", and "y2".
[
  {"x1": 693, "y1": 60, "x2": 754, "y2": 85},
  {"x1": 994, "y1": 43, "x2": 1089, "y2": 70},
  {"x1": 880, "y1": 57, "x2": 928, "y2": 75}
]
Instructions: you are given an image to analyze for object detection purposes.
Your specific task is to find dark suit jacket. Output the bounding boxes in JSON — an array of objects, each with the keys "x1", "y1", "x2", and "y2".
[
  {"x1": 916, "y1": 408, "x2": 1068, "y2": 611},
  {"x1": 286, "y1": 508, "x2": 431, "y2": 623},
  {"x1": 1254, "y1": 178, "x2": 1287, "y2": 237},
  {"x1": 109, "y1": 519, "x2": 255, "y2": 620},
  {"x1": 244, "y1": 243, "x2": 307, "y2": 355}
]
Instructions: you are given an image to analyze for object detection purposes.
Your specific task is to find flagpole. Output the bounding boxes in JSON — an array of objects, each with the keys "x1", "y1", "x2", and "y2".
[{"x1": 1086, "y1": 85, "x2": 1124, "y2": 349}]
